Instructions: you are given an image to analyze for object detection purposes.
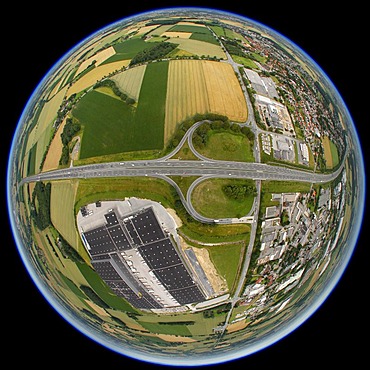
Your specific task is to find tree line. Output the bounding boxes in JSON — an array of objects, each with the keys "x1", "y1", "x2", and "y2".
[
  {"x1": 31, "y1": 181, "x2": 51, "y2": 230},
  {"x1": 222, "y1": 183, "x2": 257, "y2": 200},
  {"x1": 94, "y1": 79, "x2": 136, "y2": 105},
  {"x1": 129, "y1": 41, "x2": 177, "y2": 66},
  {"x1": 59, "y1": 117, "x2": 81, "y2": 165},
  {"x1": 193, "y1": 119, "x2": 255, "y2": 149}
]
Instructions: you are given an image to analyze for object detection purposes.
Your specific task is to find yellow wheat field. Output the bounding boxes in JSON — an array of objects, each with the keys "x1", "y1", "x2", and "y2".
[
  {"x1": 42, "y1": 118, "x2": 67, "y2": 172},
  {"x1": 165, "y1": 60, "x2": 208, "y2": 142},
  {"x1": 165, "y1": 60, "x2": 248, "y2": 143},
  {"x1": 26, "y1": 86, "x2": 68, "y2": 154},
  {"x1": 66, "y1": 59, "x2": 130, "y2": 98},
  {"x1": 111, "y1": 64, "x2": 147, "y2": 101},
  {"x1": 161, "y1": 31, "x2": 192, "y2": 38},
  {"x1": 75, "y1": 46, "x2": 116, "y2": 76},
  {"x1": 202, "y1": 60, "x2": 247, "y2": 122}
]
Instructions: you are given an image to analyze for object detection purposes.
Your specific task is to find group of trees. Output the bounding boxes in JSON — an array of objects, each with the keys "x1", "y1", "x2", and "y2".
[
  {"x1": 192, "y1": 118, "x2": 255, "y2": 149},
  {"x1": 129, "y1": 41, "x2": 177, "y2": 66},
  {"x1": 59, "y1": 117, "x2": 81, "y2": 165},
  {"x1": 31, "y1": 182, "x2": 51, "y2": 230},
  {"x1": 80, "y1": 285, "x2": 110, "y2": 309},
  {"x1": 58, "y1": 234, "x2": 84, "y2": 263},
  {"x1": 167, "y1": 113, "x2": 229, "y2": 151},
  {"x1": 222, "y1": 184, "x2": 257, "y2": 200},
  {"x1": 94, "y1": 79, "x2": 136, "y2": 105}
]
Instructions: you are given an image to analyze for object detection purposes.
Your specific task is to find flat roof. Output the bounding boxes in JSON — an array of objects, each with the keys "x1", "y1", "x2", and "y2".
[{"x1": 83, "y1": 206, "x2": 206, "y2": 309}]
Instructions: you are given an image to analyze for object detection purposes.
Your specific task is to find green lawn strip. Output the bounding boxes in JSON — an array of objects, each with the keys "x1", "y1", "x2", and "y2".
[
  {"x1": 27, "y1": 143, "x2": 37, "y2": 176},
  {"x1": 329, "y1": 140, "x2": 339, "y2": 167},
  {"x1": 168, "y1": 175, "x2": 200, "y2": 197},
  {"x1": 138, "y1": 321, "x2": 192, "y2": 336},
  {"x1": 134, "y1": 61, "x2": 168, "y2": 150},
  {"x1": 191, "y1": 178, "x2": 255, "y2": 219},
  {"x1": 231, "y1": 55, "x2": 258, "y2": 69},
  {"x1": 139, "y1": 310, "x2": 226, "y2": 336},
  {"x1": 179, "y1": 223, "x2": 249, "y2": 244},
  {"x1": 58, "y1": 273, "x2": 88, "y2": 300},
  {"x1": 74, "y1": 177, "x2": 175, "y2": 213}
]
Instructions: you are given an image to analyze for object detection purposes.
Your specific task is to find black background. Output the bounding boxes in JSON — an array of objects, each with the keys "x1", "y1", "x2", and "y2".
[{"x1": 2, "y1": 1, "x2": 368, "y2": 369}]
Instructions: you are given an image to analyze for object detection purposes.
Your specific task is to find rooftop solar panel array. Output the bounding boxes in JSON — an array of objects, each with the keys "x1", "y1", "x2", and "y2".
[
  {"x1": 107, "y1": 280, "x2": 162, "y2": 310},
  {"x1": 84, "y1": 227, "x2": 116, "y2": 256},
  {"x1": 106, "y1": 225, "x2": 130, "y2": 250},
  {"x1": 138, "y1": 239, "x2": 182, "y2": 269},
  {"x1": 139, "y1": 240, "x2": 206, "y2": 305},
  {"x1": 83, "y1": 207, "x2": 207, "y2": 309},
  {"x1": 170, "y1": 286, "x2": 206, "y2": 305},
  {"x1": 104, "y1": 211, "x2": 119, "y2": 226},
  {"x1": 92, "y1": 260, "x2": 122, "y2": 281},
  {"x1": 92, "y1": 256, "x2": 162, "y2": 310},
  {"x1": 132, "y1": 207, "x2": 165, "y2": 244},
  {"x1": 123, "y1": 219, "x2": 142, "y2": 246}
]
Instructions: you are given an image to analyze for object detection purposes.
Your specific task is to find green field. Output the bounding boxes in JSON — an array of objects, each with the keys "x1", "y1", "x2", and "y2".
[
  {"x1": 134, "y1": 61, "x2": 168, "y2": 150},
  {"x1": 73, "y1": 90, "x2": 136, "y2": 158},
  {"x1": 73, "y1": 61, "x2": 168, "y2": 159},
  {"x1": 168, "y1": 24, "x2": 219, "y2": 45},
  {"x1": 27, "y1": 143, "x2": 37, "y2": 176},
  {"x1": 191, "y1": 178, "x2": 256, "y2": 219},
  {"x1": 50, "y1": 180, "x2": 79, "y2": 251},
  {"x1": 205, "y1": 242, "x2": 245, "y2": 291},
  {"x1": 231, "y1": 55, "x2": 258, "y2": 69},
  {"x1": 104, "y1": 38, "x2": 151, "y2": 64},
  {"x1": 195, "y1": 130, "x2": 254, "y2": 162},
  {"x1": 138, "y1": 321, "x2": 192, "y2": 336}
]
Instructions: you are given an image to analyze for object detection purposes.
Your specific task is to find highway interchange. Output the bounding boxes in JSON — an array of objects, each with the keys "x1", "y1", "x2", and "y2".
[
  {"x1": 19, "y1": 40, "x2": 346, "y2": 337},
  {"x1": 20, "y1": 119, "x2": 344, "y2": 226},
  {"x1": 20, "y1": 119, "x2": 345, "y2": 335}
]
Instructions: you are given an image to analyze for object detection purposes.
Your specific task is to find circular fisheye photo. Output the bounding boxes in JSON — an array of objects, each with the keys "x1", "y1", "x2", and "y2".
[{"x1": 7, "y1": 6, "x2": 365, "y2": 367}]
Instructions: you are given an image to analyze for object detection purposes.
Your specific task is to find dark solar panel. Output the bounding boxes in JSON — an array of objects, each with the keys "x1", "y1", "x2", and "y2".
[
  {"x1": 123, "y1": 219, "x2": 142, "y2": 246},
  {"x1": 106, "y1": 281, "x2": 162, "y2": 309},
  {"x1": 138, "y1": 239, "x2": 182, "y2": 270},
  {"x1": 84, "y1": 227, "x2": 116, "y2": 255},
  {"x1": 106, "y1": 225, "x2": 131, "y2": 250},
  {"x1": 132, "y1": 207, "x2": 165, "y2": 244},
  {"x1": 104, "y1": 211, "x2": 119, "y2": 227},
  {"x1": 154, "y1": 264, "x2": 196, "y2": 290},
  {"x1": 92, "y1": 260, "x2": 121, "y2": 280},
  {"x1": 169, "y1": 285, "x2": 206, "y2": 305},
  {"x1": 91, "y1": 253, "x2": 110, "y2": 261}
]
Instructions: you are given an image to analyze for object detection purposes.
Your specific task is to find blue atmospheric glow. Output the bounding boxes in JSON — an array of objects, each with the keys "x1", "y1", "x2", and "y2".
[{"x1": 7, "y1": 6, "x2": 366, "y2": 367}]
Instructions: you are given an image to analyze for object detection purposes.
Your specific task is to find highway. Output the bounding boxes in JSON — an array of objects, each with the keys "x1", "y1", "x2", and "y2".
[
  {"x1": 20, "y1": 119, "x2": 345, "y2": 226},
  {"x1": 21, "y1": 155, "x2": 343, "y2": 187}
]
